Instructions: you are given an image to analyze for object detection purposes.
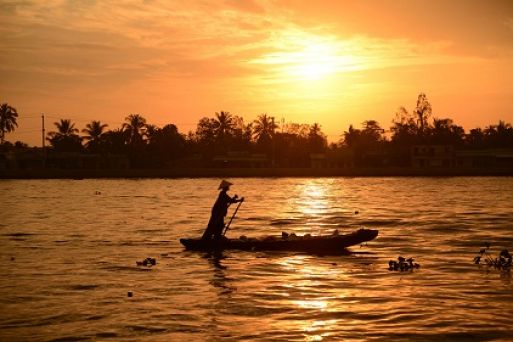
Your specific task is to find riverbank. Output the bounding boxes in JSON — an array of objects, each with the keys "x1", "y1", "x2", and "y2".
[{"x1": 1, "y1": 166, "x2": 513, "y2": 179}]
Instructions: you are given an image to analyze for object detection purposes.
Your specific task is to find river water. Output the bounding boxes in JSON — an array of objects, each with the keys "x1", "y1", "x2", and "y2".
[{"x1": 1, "y1": 177, "x2": 513, "y2": 341}]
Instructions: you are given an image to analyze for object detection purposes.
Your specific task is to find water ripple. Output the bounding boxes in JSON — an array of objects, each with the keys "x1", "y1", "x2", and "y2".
[{"x1": 1, "y1": 177, "x2": 513, "y2": 341}]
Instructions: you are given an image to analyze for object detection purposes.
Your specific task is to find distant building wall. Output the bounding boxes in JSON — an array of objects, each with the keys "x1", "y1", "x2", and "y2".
[
  {"x1": 412, "y1": 145, "x2": 513, "y2": 169},
  {"x1": 212, "y1": 151, "x2": 270, "y2": 168},
  {"x1": 0, "y1": 153, "x2": 7, "y2": 170},
  {"x1": 2, "y1": 150, "x2": 129, "y2": 170},
  {"x1": 310, "y1": 150, "x2": 355, "y2": 168},
  {"x1": 411, "y1": 145, "x2": 454, "y2": 168},
  {"x1": 455, "y1": 149, "x2": 513, "y2": 168}
]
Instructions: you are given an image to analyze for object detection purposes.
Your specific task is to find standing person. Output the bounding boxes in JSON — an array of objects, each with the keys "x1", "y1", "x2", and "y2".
[{"x1": 202, "y1": 180, "x2": 244, "y2": 240}]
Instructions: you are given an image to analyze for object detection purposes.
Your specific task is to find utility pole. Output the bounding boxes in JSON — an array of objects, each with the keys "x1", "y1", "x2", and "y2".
[{"x1": 41, "y1": 114, "x2": 46, "y2": 168}]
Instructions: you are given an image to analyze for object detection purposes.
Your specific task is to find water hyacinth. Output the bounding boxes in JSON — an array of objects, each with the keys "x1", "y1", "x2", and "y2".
[
  {"x1": 136, "y1": 257, "x2": 157, "y2": 267},
  {"x1": 474, "y1": 244, "x2": 512, "y2": 272},
  {"x1": 388, "y1": 256, "x2": 420, "y2": 272}
]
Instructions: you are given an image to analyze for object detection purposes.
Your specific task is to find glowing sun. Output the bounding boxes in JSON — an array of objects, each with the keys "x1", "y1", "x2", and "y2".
[{"x1": 252, "y1": 32, "x2": 359, "y2": 82}]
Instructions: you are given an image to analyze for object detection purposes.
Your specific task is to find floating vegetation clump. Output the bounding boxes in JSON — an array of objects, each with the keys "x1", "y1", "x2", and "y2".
[
  {"x1": 474, "y1": 244, "x2": 511, "y2": 272},
  {"x1": 388, "y1": 256, "x2": 420, "y2": 272},
  {"x1": 136, "y1": 257, "x2": 157, "y2": 267}
]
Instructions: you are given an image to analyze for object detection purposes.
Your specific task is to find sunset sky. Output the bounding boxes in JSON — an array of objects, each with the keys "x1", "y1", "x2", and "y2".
[{"x1": 2, "y1": 0, "x2": 513, "y2": 145}]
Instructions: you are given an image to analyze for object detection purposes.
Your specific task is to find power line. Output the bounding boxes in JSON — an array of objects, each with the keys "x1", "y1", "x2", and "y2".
[{"x1": 8, "y1": 129, "x2": 41, "y2": 135}]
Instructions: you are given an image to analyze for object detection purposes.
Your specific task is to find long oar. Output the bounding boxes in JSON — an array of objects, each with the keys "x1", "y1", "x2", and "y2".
[{"x1": 223, "y1": 199, "x2": 244, "y2": 236}]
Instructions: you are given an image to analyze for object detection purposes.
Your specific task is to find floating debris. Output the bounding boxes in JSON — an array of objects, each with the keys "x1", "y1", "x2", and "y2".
[
  {"x1": 474, "y1": 245, "x2": 511, "y2": 272},
  {"x1": 388, "y1": 256, "x2": 420, "y2": 272},
  {"x1": 136, "y1": 257, "x2": 157, "y2": 267},
  {"x1": 127, "y1": 291, "x2": 133, "y2": 297}
]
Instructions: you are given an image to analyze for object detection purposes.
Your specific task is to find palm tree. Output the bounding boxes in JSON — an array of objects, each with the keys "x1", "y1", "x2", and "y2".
[
  {"x1": 253, "y1": 113, "x2": 277, "y2": 143},
  {"x1": 82, "y1": 120, "x2": 108, "y2": 152},
  {"x1": 466, "y1": 128, "x2": 484, "y2": 148},
  {"x1": 308, "y1": 123, "x2": 327, "y2": 152},
  {"x1": 0, "y1": 103, "x2": 18, "y2": 144},
  {"x1": 47, "y1": 119, "x2": 82, "y2": 152},
  {"x1": 428, "y1": 118, "x2": 465, "y2": 145},
  {"x1": 214, "y1": 111, "x2": 235, "y2": 141},
  {"x1": 341, "y1": 124, "x2": 361, "y2": 147},
  {"x1": 362, "y1": 120, "x2": 384, "y2": 143},
  {"x1": 122, "y1": 114, "x2": 147, "y2": 146},
  {"x1": 103, "y1": 128, "x2": 128, "y2": 153},
  {"x1": 49, "y1": 119, "x2": 79, "y2": 138},
  {"x1": 484, "y1": 120, "x2": 513, "y2": 148},
  {"x1": 309, "y1": 123, "x2": 322, "y2": 137}
]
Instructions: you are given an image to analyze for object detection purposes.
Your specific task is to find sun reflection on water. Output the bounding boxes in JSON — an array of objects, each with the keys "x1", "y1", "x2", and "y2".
[
  {"x1": 281, "y1": 180, "x2": 351, "y2": 234},
  {"x1": 296, "y1": 181, "x2": 329, "y2": 216},
  {"x1": 304, "y1": 319, "x2": 341, "y2": 341},
  {"x1": 294, "y1": 298, "x2": 329, "y2": 310},
  {"x1": 273, "y1": 254, "x2": 357, "y2": 341}
]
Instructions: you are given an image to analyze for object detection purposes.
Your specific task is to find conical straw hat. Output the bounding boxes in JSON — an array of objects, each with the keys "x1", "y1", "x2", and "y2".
[{"x1": 218, "y1": 179, "x2": 233, "y2": 189}]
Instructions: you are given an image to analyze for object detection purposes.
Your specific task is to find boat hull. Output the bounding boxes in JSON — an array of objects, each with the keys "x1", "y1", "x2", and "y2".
[{"x1": 180, "y1": 228, "x2": 378, "y2": 254}]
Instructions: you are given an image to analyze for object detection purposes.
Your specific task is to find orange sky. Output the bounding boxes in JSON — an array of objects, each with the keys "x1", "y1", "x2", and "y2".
[{"x1": 1, "y1": 0, "x2": 513, "y2": 145}]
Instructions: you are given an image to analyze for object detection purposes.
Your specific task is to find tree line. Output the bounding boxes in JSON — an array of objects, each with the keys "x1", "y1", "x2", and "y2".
[{"x1": 1, "y1": 93, "x2": 513, "y2": 167}]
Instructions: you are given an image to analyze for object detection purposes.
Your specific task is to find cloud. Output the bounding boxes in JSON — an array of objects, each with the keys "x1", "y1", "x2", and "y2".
[
  {"x1": 1, "y1": 1, "x2": 512, "y2": 109},
  {"x1": 0, "y1": 0, "x2": 292, "y2": 97}
]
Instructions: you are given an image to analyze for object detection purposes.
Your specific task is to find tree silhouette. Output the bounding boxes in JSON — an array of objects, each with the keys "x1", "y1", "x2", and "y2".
[
  {"x1": 3, "y1": 94, "x2": 512, "y2": 170},
  {"x1": 273, "y1": 122, "x2": 312, "y2": 167},
  {"x1": 484, "y1": 121, "x2": 513, "y2": 148},
  {"x1": 195, "y1": 117, "x2": 218, "y2": 145},
  {"x1": 147, "y1": 124, "x2": 186, "y2": 166},
  {"x1": 82, "y1": 120, "x2": 108, "y2": 152},
  {"x1": 213, "y1": 111, "x2": 235, "y2": 142},
  {"x1": 0, "y1": 103, "x2": 18, "y2": 144},
  {"x1": 47, "y1": 119, "x2": 82, "y2": 152},
  {"x1": 341, "y1": 124, "x2": 361, "y2": 147},
  {"x1": 231, "y1": 115, "x2": 253, "y2": 150},
  {"x1": 362, "y1": 120, "x2": 384, "y2": 142},
  {"x1": 145, "y1": 124, "x2": 159, "y2": 142},
  {"x1": 123, "y1": 114, "x2": 147, "y2": 147},
  {"x1": 391, "y1": 107, "x2": 417, "y2": 140},
  {"x1": 102, "y1": 128, "x2": 128, "y2": 154},
  {"x1": 308, "y1": 123, "x2": 327, "y2": 152},
  {"x1": 253, "y1": 113, "x2": 277, "y2": 143},
  {"x1": 465, "y1": 128, "x2": 485, "y2": 148},
  {"x1": 427, "y1": 118, "x2": 464, "y2": 145},
  {"x1": 414, "y1": 93, "x2": 432, "y2": 134},
  {"x1": 340, "y1": 121, "x2": 386, "y2": 166}
]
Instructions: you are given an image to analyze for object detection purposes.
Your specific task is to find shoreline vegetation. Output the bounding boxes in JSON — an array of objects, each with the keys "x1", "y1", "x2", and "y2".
[
  {"x1": 2, "y1": 166, "x2": 513, "y2": 179},
  {"x1": 2, "y1": 93, "x2": 513, "y2": 179}
]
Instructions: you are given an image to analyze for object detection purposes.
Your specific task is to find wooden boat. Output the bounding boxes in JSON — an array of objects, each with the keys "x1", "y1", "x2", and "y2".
[{"x1": 180, "y1": 228, "x2": 378, "y2": 254}]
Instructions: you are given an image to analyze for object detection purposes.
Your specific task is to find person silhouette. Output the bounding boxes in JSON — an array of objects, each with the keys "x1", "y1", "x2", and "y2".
[{"x1": 202, "y1": 180, "x2": 244, "y2": 240}]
